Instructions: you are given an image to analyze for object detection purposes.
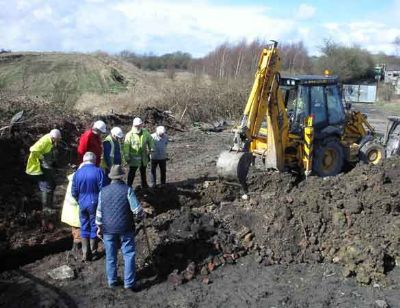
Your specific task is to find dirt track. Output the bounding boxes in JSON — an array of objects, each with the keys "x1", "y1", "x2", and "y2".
[{"x1": 1, "y1": 103, "x2": 400, "y2": 307}]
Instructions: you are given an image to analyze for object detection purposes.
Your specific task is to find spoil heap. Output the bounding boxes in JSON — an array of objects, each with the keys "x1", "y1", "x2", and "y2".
[{"x1": 201, "y1": 158, "x2": 400, "y2": 284}]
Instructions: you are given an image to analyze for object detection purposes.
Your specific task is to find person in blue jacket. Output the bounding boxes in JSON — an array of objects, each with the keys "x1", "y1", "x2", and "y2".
[
  {"x1": 72, "y1": 151, "x2": 107, "y2": 261},
  {"x1": 101, "y1": 127, "x2": 124, "y2": 182}
]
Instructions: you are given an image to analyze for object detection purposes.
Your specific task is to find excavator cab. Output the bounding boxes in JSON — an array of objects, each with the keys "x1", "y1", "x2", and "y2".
[{"x1": 281, "y1": 76, "x2": 345, "y2": 136}]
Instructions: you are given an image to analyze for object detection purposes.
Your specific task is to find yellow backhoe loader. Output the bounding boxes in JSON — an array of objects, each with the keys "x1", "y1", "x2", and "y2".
[{"x1": 217, "y1": 41, "x2": 400, "y2": 184}]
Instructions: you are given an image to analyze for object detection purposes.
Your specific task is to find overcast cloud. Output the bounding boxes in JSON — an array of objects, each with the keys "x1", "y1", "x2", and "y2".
[{"x1": 1, "y1": 0, "x2": 399, "y2": 56}]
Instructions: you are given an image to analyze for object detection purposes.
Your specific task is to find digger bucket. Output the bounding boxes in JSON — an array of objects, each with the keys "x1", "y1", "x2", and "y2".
[
  {"x1": 384, "y1": 116, "x2": 400, "y2": 158},
  {"x1": 216, "y1": 151, "x2": 253, "y2": 184}
]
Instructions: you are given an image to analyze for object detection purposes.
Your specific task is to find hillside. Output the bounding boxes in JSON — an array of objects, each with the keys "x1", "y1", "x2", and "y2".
[
  {"x1": 0, "y1": 52, "x2": 162, "y2": 113},
  {"x1": 0, "y1": 53, "x2": 127, "y2": 95},
  {"x1": 0, "y1": 52, "x2": 212, "y2": 115}
]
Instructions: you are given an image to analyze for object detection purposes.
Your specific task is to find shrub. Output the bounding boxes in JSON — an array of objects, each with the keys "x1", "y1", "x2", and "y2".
[
  {"x1": 151, "y1": 77, "x2": 251, "y2": 123},
  {"x1": 314, "y1": 40, "x2": 375, "y2": 82}
]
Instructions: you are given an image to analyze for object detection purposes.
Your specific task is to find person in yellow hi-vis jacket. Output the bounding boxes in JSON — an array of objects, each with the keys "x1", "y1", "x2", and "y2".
[
  {"x1": 26, "y1": 129, "x2": 62, "y2": 210},
  {"x1": 123, "y1": 117, "x2": 154, "y2": 189}
]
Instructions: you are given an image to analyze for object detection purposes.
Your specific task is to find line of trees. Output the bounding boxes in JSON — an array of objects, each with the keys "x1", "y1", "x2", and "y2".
[
  {"x1": 119, "y1": 50, "x2": 192, "y2": 71},
  {"x1": 191, "y1": 39, "x2": 400, "y2": 83},
  {"x1": 119, "y1": 39, "x2": 400, "y2": 83},
  {"x1": 188, "y1": 40, "x2": 312, "y2": 79}
]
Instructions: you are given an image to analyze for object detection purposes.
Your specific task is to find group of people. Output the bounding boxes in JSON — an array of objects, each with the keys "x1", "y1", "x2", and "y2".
[
  {"x1": 76, "y1": 117, "x2": 169, "y2": 189},
  {"x1": 25, "y1": 117, "x2": 169, "y2": 290}
]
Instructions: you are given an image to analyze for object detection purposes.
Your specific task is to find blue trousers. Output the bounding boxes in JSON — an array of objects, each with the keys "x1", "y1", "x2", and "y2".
[
  {"x1": 79, "y1": 203, "x2": 97, "y2": 239},
  {"x1": 103, "y1": 232, "x2": 136, "y2": 288}
]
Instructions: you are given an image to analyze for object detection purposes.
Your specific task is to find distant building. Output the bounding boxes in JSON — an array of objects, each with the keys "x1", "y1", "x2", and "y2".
[{"x1": 384, "y1": 64, "x2": 400, "y2": 95}]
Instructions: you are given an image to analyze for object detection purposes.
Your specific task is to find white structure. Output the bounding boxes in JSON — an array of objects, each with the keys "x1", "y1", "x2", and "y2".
[
  {"x1": 343, "y1": 84, "x2": 377, "y2": 103},
  {"x1": 384, "y1": 64, "x2": 400, "y2": 95}
]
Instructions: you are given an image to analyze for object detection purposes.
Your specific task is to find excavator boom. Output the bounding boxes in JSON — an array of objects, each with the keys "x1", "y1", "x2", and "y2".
[{"x1": 217, "y1": 42, "x2": 288, "y2": 183}]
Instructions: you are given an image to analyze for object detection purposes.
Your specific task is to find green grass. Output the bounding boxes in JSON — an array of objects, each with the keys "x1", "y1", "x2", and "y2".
[
  {"x1": 0, "y1": 53, "x2": 129, "y2": 105},
  {"x1": 375, "y1": 101, "x2": 400, "y2": 115}
]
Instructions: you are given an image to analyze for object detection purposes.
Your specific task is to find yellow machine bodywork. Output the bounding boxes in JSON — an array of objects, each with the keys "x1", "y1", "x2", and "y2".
[
  {"x1": 216, "y1": 42, "x2": 384, "y2": 183},
  {"x1": 240, "y1": 42, "x2": 288, "y2": 171}
]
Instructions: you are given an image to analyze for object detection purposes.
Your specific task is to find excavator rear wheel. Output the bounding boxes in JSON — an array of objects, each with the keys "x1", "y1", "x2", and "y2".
[
  {"x1": 360, "y1": 141, "x2": 385, "y2": 165},
  {"x1": 313, "y1": 140, "x2": 344, "y2": 177}
]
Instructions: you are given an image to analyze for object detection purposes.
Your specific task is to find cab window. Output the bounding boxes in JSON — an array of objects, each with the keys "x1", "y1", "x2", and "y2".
[
  {"x1": 283, "y1": 87, "x2": 297, "y2": 112},
  {"x1": 287, "y1": 85, "x2": 309, "y2": 132},
  {"x1": 326, "y1": 85, "x2": 344, "y2": 124},
  {"x1": 310, "y1": 86, "x2": 327, "y2": 127}
]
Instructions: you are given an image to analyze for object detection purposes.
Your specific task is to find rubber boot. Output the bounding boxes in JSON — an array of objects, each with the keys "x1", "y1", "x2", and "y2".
[
  {"x1": 90, "y1": 238, "x2": 99, "y2": 260},
  {"x1": 40, "y1": 191, "x2": 54, "y2": 231},
  {"x1": 46, "y1": 191, "x2": 54, "y2": 209},
  {"x1": 41, "y1": 191, "x2": 49, "y2": 209},
  {"x1": 41, "y1": 191, "x2": 55, "y2": 211},
  {"x1": 81, "y1": 238, "x2": 90, "y2": 262},
  {"x1": 71, "y1": 242, "x2": 80, "y2": 260}
]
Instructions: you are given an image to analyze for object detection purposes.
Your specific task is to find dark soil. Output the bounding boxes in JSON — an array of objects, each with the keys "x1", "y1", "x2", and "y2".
[
  {"x1": 204, "y1": 157, "x2": 400, "y2": 285},
  {"x1": 1, "y1": 97, "x2": 400, "y2": 307}
]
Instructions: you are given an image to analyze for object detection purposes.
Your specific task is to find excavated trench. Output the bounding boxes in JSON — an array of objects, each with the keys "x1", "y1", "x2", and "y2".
[
  {"x1": 147, "y1": 229, "x2": 218, "y2": 280},
  {"x1": 132, "y1": 184, "x2": 247, "y2": 285},
  {"x1": 0, "y1": 233, "x2": 71, "y2": 271}
]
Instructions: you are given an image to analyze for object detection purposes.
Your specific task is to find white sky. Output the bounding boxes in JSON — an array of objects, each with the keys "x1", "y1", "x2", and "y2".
[{"x1": 1, "y1": 0, "x2": 400, "y2": 57}]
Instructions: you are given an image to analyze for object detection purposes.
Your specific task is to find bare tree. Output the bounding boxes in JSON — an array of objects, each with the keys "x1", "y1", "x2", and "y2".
[
  {"x1": 190, "y1": 39, "x2": 311, "y2": 79},
  {"x1": 280, "y1": 41, "x2": 311, "y2": 73}
]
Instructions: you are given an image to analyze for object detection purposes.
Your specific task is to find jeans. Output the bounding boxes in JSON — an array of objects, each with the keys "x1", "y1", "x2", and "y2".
[
  {"x1": 127, "y1": 165, "x2": 148, "y2": 187},
  {"x1": 103, "y1": 232, "x2": 136, "y2": 288},
  {"x1": 150, "y1": 159, "x2": 166, "y2": 186}
]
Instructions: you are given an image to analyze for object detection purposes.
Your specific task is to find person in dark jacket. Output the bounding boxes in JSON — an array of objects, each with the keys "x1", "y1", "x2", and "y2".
[
  {"x1": 72, "y1": 152, "x2": 107, "y2": 261},
  {"x1": 101, "y1": 127, "x2": 124, "y2": 179},
  {"x1": 96, "y1": 165, "x2": 144, "y2": 290}
]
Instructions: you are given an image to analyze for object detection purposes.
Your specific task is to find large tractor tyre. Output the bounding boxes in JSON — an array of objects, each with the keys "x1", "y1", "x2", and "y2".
[
  {"x1": 313, "y1": 140, "x2": 344, "y2": 177},
  {"x1": 359, "y1": 141, "x2": 385, "y2": 165}
]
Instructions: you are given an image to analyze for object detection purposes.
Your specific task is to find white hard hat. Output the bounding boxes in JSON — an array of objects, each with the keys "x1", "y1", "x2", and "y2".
[
  {"x1": 83, "y1": 151, "x2": 96, "y2": 163},
  {"x1": 111, "y1": 127, "x2": 124, "y2": 139},
  {"x1": 49, "y1": 129, "x2": 61, "y2": 139},
  {"x1": 132, "y1": 117, "x2": 143, "y2": 126},
  {"x1": 156, "y1": 126, "x2": 166, "y2": 135},
  {"x1": 93, "y1": 120, "x2": 107, "y2": 133}
]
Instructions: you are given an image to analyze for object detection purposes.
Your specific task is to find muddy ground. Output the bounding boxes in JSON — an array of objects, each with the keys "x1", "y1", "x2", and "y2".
[{"x1": 1, "y1": 102, "x2": 400, "y2": 307}]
